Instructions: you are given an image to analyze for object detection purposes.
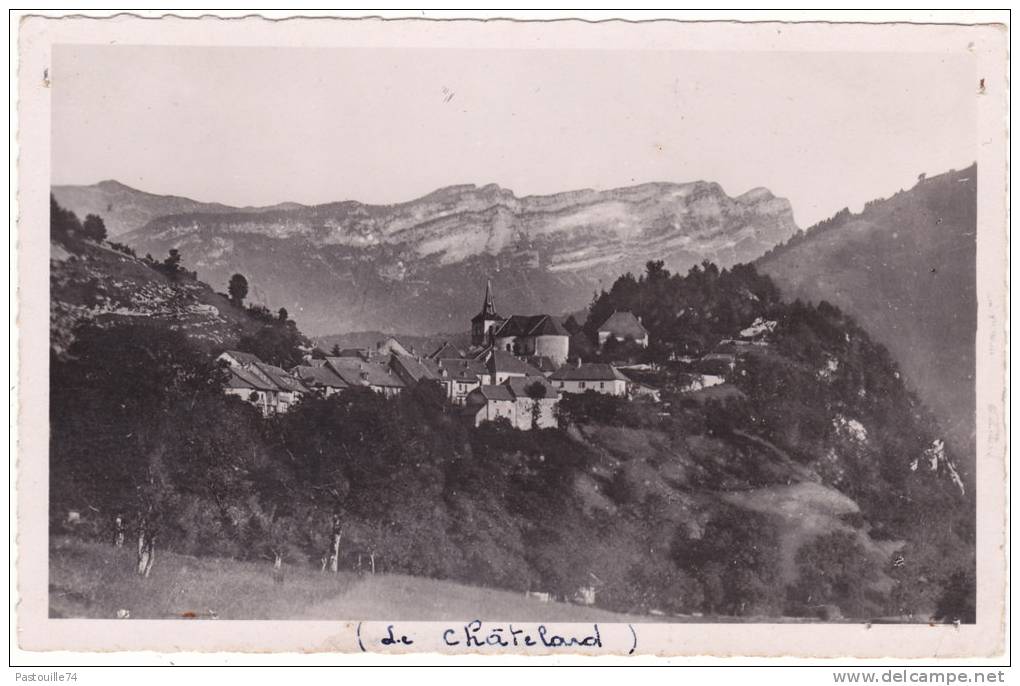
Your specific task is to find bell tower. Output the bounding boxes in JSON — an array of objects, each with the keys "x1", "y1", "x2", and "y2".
[{"x1": 470, "y1": 279, "x2": 502, "y2": 346}]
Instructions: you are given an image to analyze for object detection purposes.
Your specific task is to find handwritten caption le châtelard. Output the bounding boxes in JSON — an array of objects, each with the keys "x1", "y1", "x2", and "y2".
[{"x1": 357, "y1": 621, "x2": 638, "y2": 654}]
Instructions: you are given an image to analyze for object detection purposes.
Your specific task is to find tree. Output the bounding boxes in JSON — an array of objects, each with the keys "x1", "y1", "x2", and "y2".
[
  {"x1": 673, "y1": 507, "x2": 783, "y2": 616},
  {"x1": 237, "y1": 322, "x2": 308, "y2": 369},
  {"x1": 330, "y1": 344, "x2": 342, "y2": 357},
  {"x1": 790, "y1": 531, "x2": 879, "y2": 617},
  {"x1": 82, "y1": 214, "x2": 108, "y2": 242},
  {"x1": 50, "y1": 195, "x2": 82, "y2": 242},
  {"x1": 228, "y1": 274, "x2": 249, "y2": 307},
  {"x1": 161, "y1": 249, "x2": 183, "y2": 279},
  {"x1": 524, "y1": 381, "x2": 547, "y2": 429},
  {"x1": 278, "y1": 307, "x2": 289, "y2": 322},
  {"x1": 49, "y1": 322, "x2": 232, "y2": 571}
]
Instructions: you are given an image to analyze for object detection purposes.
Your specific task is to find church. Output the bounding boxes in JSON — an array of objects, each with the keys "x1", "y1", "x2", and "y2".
[{"x1": 470, "y1": 280, "x2": 570, "y2": 366}]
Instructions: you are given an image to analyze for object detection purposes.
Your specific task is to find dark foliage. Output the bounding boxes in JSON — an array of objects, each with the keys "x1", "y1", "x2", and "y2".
[
  {"x1": 82, "y1": 214, "x2": 108, "y2": 242},
  {"x1": 236, "y1": 318, "x2": 308, "y2": 369},
  {"x1": 148, "y1": 248, "x2": 198, "y2": 281},
  {"x1": 108, "y1": 242, "x2": 136, "y2": 257},
  {"x1": 788, "y1": 531, "x2": 881, "y2": 618},
  {"x1": 933, "y1": 569, "x2": 976, "y2": 624},
  {"x1": 673, "y1": 507, "x2": 784, "y2": 616},
  {"x1": 51, "y1": 195, "x2": 83, "y2": 243},
  {"x1": 583, "y1": 260, "x2": 782, "y2": 361},
  {"x1": 228, "y1": 273, "x2": 249, "y2": 307}
]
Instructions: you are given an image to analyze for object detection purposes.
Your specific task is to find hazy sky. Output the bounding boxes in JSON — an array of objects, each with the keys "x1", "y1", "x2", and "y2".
[{"x1": 52, "y1": 45, "x2": 977, "y2": 227}]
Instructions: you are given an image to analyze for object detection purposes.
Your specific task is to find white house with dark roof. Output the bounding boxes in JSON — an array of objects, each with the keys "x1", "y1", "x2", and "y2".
[
  {"x1": 484, "y1": 349, "x2": 546, "y2": 385},
  {"x1": 223, "y1": 364, "x2": 281, "y2": 415},
  {"x1": 219, "y1": 350, "x2": 310, "y2": 415},
  {"x1": 462, "y1": 376, "x2": 559, "y2": 430},
  {"x1": 549, "y1": 362, "x2": 631, "y2": 397},
  {"x1": 254, "y1": 361, "x2": 308, "y2": 413},
  {"x1": 597, "y1": 311, "x2": 649, "y2": 348}
]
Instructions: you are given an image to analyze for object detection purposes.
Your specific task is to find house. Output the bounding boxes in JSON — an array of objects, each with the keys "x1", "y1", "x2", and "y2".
[
  {"x1": 435, "y1": 357, "x2": 488, "y2": 405},
  {"x1": 218, "y1": 350, "x2": 309, "y2": 415},
  {"x1": 469, "y1": 280, "x2": 570, "y2": 365},
  {"x1": 291, "y1": 364, "x2": 349, "y2": 397},
  {"x1": 426, "y1": 341, "x2": 461, "y2": 360},
  {"x1": 388, "y1": 354, "x2": 442, "y2": 387},
  {"x1": 597, "y1": 311, "x2": 649, "y2": 348},
  {"x1": 376, "y1": 336, "x2": 414, "y2": 357},
  {"x1": 324, "y1": 356, "x2": 405, "y2": 398},
  {"x1": 462, "y1": 376, "x2": 559, "y2": 430},
  {"x1": 223, "y1": 364, "x2": 283, "y2": 416},
  {"x1": 484, "y1": 349, "x2": 546, "y2": 385},
  {"x1": 549, "y1": 362, "x2": 631, "y2": 397},
  {"x1": 253, "y1": 361, "x2": 308, "y2": 413},
  {"x1": 523, "y1": 355, "x2": 558, "y2": 377},
  {"x1": 505, "y1": 376, "x2": 560, "y2": 429}
]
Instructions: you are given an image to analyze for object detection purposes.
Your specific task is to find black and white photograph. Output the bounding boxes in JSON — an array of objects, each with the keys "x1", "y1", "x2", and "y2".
[{"x1": 12, "y1": 12, "x2": 1008, "y2": 661}]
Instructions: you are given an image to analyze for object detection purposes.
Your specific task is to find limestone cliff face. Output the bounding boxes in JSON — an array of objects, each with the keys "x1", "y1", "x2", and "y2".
[{"x1": 56, "y1": 180, "x2": 799, "y2": 335}]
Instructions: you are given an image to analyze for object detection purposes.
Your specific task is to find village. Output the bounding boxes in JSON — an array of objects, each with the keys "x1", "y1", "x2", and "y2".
[{"x1": 218, "y1": 281, "x2": 690, "y2": 428}]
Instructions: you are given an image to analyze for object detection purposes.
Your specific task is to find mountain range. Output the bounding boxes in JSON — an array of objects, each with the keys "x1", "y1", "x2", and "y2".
[
  {"x1": 52, "y1": 179, "x2": 800, "y2": 336},
  {"x1": 53, "y1": 167, "x2": 977, "y2": 469}
]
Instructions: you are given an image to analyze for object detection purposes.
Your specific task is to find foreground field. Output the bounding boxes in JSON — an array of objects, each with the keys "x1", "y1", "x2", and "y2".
[{"x1": 49, "y1": 536, "x2": 651, "y2": 622}]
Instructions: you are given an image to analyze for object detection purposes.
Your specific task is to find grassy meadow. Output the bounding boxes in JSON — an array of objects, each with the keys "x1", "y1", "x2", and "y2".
[{"x1": 49, "y1": 536, "x2": 652, "y2": 622}]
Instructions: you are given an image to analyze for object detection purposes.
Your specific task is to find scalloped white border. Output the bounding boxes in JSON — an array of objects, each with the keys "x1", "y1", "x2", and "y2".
[{"x1": 11, "y1": 11, "x2": 1009, "y2": 663}]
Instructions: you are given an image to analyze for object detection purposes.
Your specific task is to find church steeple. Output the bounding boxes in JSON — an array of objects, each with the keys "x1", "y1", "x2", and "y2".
[
  {"x1": 471, "y1": 279, "x2": 503, "y2": 346},
  {"x1": 480, "y1": 279, "x2": 496, "y2": 318}
]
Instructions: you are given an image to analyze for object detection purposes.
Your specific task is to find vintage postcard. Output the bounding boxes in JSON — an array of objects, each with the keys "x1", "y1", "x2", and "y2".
[{"x1": 13, "y1": 13, "x2": 1009, "y2": 659}]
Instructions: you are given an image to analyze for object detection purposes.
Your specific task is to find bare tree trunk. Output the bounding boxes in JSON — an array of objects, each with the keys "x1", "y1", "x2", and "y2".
[
  {"x1": 328, "y1": 532, "x2": 341, "y2": 573},
  {"x1": 327, "y1": 513, "x2": 342, "y2": 574},
  {"x1": 272, "y1": 552, "x2": 284, "y2": 585},
  {"x1": 113, "y1": 515, "x2": 125, "y2": 548},
  {"x1": 137, "y1": 533, "x2": 155, "y2": 577},
  {"x1": 136, "y1": 516, "x2": 156, "y2": 577},
  {"x1": 370, "y1": 551, "x2": 376, "y2": 575}
]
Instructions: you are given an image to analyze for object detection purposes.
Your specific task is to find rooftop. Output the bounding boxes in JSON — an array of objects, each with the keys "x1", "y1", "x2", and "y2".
[
  {"x1": 436, "y1": 357, "x2": 488, "y2": 381},
  {"x1": 493, "y1": 314, "x2": 569, "y2": 339},
  {"x1": 549, "y1": 363, "x2": 631, "y2": 382},
  {"x1": 487, "y1": 350, "x2": 545, "y2": 377},
  {"x1": 597, "y1": 311, "x2": 649, "y2": 339},
  {"x1": 390, "y1": 355, "x2": 442, "y2": 383},
  {"x1": 253, "y1": 362, "x2": 308, "y2": 393},
  {"x1": 325, "y1": 357, "x2": 405, "y2": 388},
  {"x1": 291, "y1": 364, "x2": 349, "y2": 389},
  {"x1": 225, "y1": 365, "x2": 278, "y2": 392},
  {"x1": 222, "y1": 350, "x2": 263, "y2": 365}
]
